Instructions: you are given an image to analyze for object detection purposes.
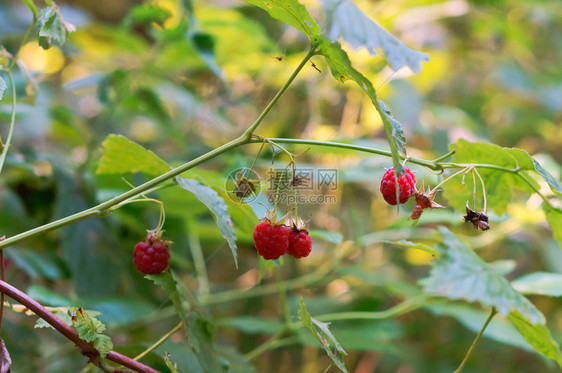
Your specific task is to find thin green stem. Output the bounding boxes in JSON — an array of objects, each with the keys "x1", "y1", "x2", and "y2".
[
  {"x1": 453, "y1": 307, "x2": 497, "y2": 373},
  {"x1": 133, "y1": 321, "x2": 183, "y2": 361},
  {"x1": 242, "y1": 48, "x2": 317, "y2": 139},
  {"x1": 9, "y1": 20, "x2": 36, "y2": 72},
  {"x1": 245, "y1": 329, "x2": 287, "y2": 361},
  {"x1": 431, "y1": 167, "x2": 472, "y2": 192},
  {"x1": 275, "y1": 268, "x2": 292, "y2": 326},
  {"x1": 517, "y1": 171, "x2": 552, "y2": 207},
  {"x1": 188, "y1": 221, "x2": 210, "y2": 296},
  {"x1": 0, "y1": 71, "x2": 17, "y2": 175},
  {"x1": 473, "y1": 168, "x2": 487, "y2": 213},
  {"x1": 0, "y1": 137, "x2": 246, "y2": 250},
  {"x1": 254, "y1": 138, "x2": 442, "y2": 171}
]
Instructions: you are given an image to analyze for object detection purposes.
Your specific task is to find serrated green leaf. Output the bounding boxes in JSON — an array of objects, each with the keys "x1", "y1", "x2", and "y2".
[
  {"x1": 511, "y1": 272, "x2": 562, "y2": 297},
  {"x1": 507, "y1": 311, "x2": 562, "y2": 368},
  {"x1": 35, "y1": 309, "x2": 73, "y2": 329},
  {"x1": 298, "y1": 297, "x2": 348, "y2": 373},
  {"x1": 423, "y1": 227, "x2": 545, "y2": 324},
  {"x1": 442, "y1": 139, "x2": 538, "y2": 215},
  {"x1": 377, "y1": 100, "x2": 407, "y2": 157},
  {"x1": 96, "y1": 134, "x2": 171, "y2": 175},
  {"x1": 544, "y1": 205, "x2": 562, "y2": 249},
  {"x1": 533, "y1": 158, "x2": 562, "y2": 195},
  {"x1": 71, "y1": 308, "x2": 113, "y2": 358},
  {"x1": 0, "y1": 76, "x2": 6, "y2": 101},
  {"x1": 322, "y1": 0, "x2": 429, "y2": 73},
  {"x1": 38, "y1": 4, "x2": 75, "y2": 49},
  {"x1": 241, "y1": 0, "x2": 320, "y2": 39},
  {"x1": 176, "y1": 177, "x2": 238, "y2": 266},
  {"x1": 165, "y1": 352, "x2": 180, "y2": 373},
  {"x1": 318, "y1": 38, "x2": 404, "y2": 182},
  {"x1": 23, "y1": 0, "x2": 38, "y2": 19}
]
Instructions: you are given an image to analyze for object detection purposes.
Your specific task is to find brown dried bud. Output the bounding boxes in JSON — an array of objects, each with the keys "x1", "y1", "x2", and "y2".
[{"x1": 463, "y1": 202, "x2": 490, "y2": 231}]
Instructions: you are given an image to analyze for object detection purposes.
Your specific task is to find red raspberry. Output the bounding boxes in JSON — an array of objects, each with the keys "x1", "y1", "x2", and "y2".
[
  {"x1": 380, "y1": 167, "x2": 416, "y2": 205},
  {"x1": 287, "y1": 229, "x2": 312, "y2": 258},
  {"x1": 253, "y1": 221, "x2": 290, "y2": 260},
  {"x1": 133, "y1": 241, "x2": 170, "y2": 274}
]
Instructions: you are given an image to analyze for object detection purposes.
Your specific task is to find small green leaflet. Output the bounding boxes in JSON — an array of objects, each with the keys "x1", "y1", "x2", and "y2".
[
  {"x1": 318, "y1": 38, "x2": 405, "y2": 180},
  {"x1": 298, "y1": 297, "x2": 348, "y2": 373},
  {"x1": 0, "y1": 76, "x2": 6, "y2": 101},
  {"x1": 71, "y1": 308, "x2": 113, "y2": 358},
  {"x1": 512, "y1": 272, "x2": 562, "y2": 297},
  {"x1": 176, "y1": 177, "x2": 238, "y2": 267},
  {"x1": 507, "y1": 311, "x2": 562, "y2": 368},
  {"x1": 241, "y1": 0, "x2": 320, "y2": 39},
  {"x1": 424, "y1": 227, "x2": 545, "y2": 324},
  {"x1": 96, "y1": 134, "x2": 171, "y2": 176},
  {"x1": 164, "y1": 353, "x2": 180, "y2": 373},
  {"x1": 38, "y1": 3, "x2": 76, "y2": 50},
  {"x1": 322, "y1": 0, "x2": 429, "y2": 73},
  {"x1": 533, "y1": 158, "x2": 562, "y2": 196}
]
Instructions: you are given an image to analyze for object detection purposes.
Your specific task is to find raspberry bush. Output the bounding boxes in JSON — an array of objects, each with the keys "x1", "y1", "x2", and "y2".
[{"x1": 0, "y1": 1, "x2": 560, "y2": 372}]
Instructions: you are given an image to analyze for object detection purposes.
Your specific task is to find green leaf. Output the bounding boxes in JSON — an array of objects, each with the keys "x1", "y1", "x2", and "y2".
[
  {"x1": 0, "y1": 76, "x2": 6, "y2": 101},
  {"x1": 38, "y1": 4, "x2": 75, "y2": 50},
  {"x1": 298, "y1": 297, "x2": 348, "y2": 373},
  {"x1": 96, "y1": 134, "x2": 171, "y2": 176},
  {"x1": 23, "y1": 0, "x2": 39, "y2": 19},
  {"x1": 241, "y1": 0, "x2": 320, "y2": 39},
  {"x1": 35, "y1": 309, "x2": 73, "y2": 329},
  {"x1": 126, "y1": 4, "x2": 171, "y2": 27},
  {"x1": 511, "y1": 272, "x2": 562, "y2": 297},
  {"x1": 533, "y1": 158, "x2": 562, "y2": 195},
  {"x1": 507, "y1": 311, "x2": 562, "y2": 368},
  {"x1": 176, "y1": 177, "x2": 238, "y2": 266},
  {"x1": 377, "y1": 100, "x2": 407, "y2": 157},
  {"x1": 164, "y1": 353, "x2": 180, "y2": 373},
  {"x1": 322, "y1": 0, "x2": 429, "y2": 73},
  {"x1": 71, "y1": 308, "x2": 113, "y2": 358},
  {"x1": 423, "y1": 227, "x2": 545, "y2": 324},
  {"x1": 318, "y1": 38, "x2": 404, "y2": 180},
  {"x1": 215, "y1": 316, "x2": 284, "y2": 335},
  {"x1": 544, "y1": 205, "x2": 562, "y2": 249},
  {"x1": 442, "y1": 139, "x2": 538, "y2": 215}
]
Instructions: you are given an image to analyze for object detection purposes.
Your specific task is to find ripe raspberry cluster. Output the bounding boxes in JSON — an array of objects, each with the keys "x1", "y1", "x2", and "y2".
[
  {"x1": 253, "y1": 220, "x2": 312, "y2": 260},
  {"x1": 380, "y1": 167, "x2": 416, "y2": 205},
  {"x1": 133, "y1": 231, "x2": 171, "y2": 274}
]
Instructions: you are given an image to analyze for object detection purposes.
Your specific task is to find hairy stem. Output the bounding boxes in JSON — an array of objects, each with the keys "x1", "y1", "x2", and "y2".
[
  {"x1": 242, "y1": 48, "x2": 316, "y2": 139},
  {"x1": 0, "y1": 71, "x2": 17, "y2": 175},
  {"x1": 454, "y1": 307, "x2": 497, "y2": 373},
  {"x1": 0, "y1": 281, "x2": 159, "y2": 373}
]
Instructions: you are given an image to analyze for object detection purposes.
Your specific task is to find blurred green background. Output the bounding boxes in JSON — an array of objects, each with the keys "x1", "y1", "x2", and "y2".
[{"x1": 0, "y1": 0, "x2": 561, "y2": 372}]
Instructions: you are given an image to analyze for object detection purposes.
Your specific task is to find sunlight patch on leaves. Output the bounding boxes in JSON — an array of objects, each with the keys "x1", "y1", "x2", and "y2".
[
  {"x1": 507, "y1": 311, "x2": 562, "y2": 368},
  {"x1": 423, "y1": 227, "x2": 545, "y2": 324},
  {"x1": 96, "y1": 134, "x2": 171, "y2": 176},
  {"x1": 176, "y1": 177, "x2": 238, "y2": 267},
  {"x1": 322, "y1": 0, "x2": 429, "y2": 73},
  {"x1": 241, "y1": 0, "x2": 320, "y2": 39},
  {"x1": 512, "y1": 272, "x2": 562, "y2": 297},
  {"x1": 298, "y1": 297, "x2": 348, "y2": 373}
]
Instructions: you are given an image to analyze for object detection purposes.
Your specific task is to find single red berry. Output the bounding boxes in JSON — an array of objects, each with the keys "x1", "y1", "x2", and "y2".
[
  {"x1": 380, "y1": 167, "x2": 416, "y2": 205},
  {"x1": 133, "y1": 241, "x2": 170, "y2": 274},
  {"x1": 253, "y1": 221, "x2": 290, "y2": 260},
  {"x1": 287, "y1": 229, "x2": 312, "y2": 258}
]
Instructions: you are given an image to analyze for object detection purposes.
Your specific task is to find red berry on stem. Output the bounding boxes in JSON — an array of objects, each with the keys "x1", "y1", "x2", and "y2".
[
  {"x1": 287, "y1": 229, "x2": 312, "y2": 258},
  {"x1": 380, "y1": 167, "x2": 416, "y2": 205},
  {"x1": 133, "y1": 240, "x2": 170, "y2": 275},
  {"x1": 253, "y1": 221, "x2": 290, "y2": 260}
]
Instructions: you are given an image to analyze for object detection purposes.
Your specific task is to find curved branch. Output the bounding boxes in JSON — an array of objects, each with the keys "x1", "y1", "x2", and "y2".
[{"x1": 0, "y1": 281, "x2": 159, "y2": 373}]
